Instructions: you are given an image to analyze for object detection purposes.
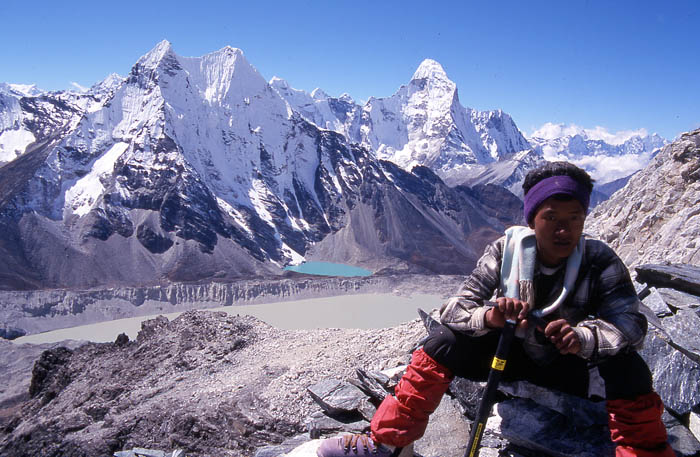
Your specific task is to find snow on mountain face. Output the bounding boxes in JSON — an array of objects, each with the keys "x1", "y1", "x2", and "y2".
[
  {"x1": 0, "y1": 76, "x2": 125, "y2": 166},
  {"x1": 0, "y1": 92, "x2": 33, "y2": 163},
  {"x1": 455, "y1": 149, "x2": 546, "y2": 197},
  {"x1": 3, "y1": 83, "x2": 44, "y2": 98},
  {"x1": 358, "y1": 58, "x2": 534, "y2": 179},
  {"x1": 272, "y1": 59, "x2": 532, "y2": 187},
  {"x1": 269, "y1": 77, "x2": 360, "y2": 139},
  {"x1": 362, "y1": 59, "x2": 494, "y2": 172},
  {"x1": 528, "y1": 123, "x2": 668, "y2": 184},
  {"x1": 0, "y1": 41, "x2": 520, "y2": 289},
  {"x1": 586, "y1": 128, "x2": 700, "y2": 266}
]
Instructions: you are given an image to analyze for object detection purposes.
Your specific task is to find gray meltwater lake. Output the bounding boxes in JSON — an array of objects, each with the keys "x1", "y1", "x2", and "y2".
[{"x1": 13, "y1": 293, "x2": 444, "y2": 345}]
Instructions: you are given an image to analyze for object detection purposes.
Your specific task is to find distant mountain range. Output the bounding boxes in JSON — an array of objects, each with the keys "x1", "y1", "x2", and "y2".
[
  {"x1": 528, "y1": 122, "x2": 667, "y2": 185},
  {"x1": 268, "y1": 61, "x2": 667, "y2": 193},
  {"x1": 0, "y1": 41, "x2": 669, "y2": 289}
]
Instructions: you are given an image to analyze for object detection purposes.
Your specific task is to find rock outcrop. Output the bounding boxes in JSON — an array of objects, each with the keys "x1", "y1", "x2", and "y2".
[{"x1": 0, "y1": 310, "x2": 424, "y2": 457}]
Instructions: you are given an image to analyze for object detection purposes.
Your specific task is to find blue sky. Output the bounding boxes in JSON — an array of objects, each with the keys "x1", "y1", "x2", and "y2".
[{"x1": 1, "y1": 0, "x2": 698, "y2": 140}]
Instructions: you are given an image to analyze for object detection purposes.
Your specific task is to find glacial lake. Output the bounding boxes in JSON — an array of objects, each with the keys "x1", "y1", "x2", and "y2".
[
  {"x1": 13, "y1": 292, "x2": 443, "y2": 345},
  {"x1": 283, "y1": 261, "x2": 372, "y2": 277}
]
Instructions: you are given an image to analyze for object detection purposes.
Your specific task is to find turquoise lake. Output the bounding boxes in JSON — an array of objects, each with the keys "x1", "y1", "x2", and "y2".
[{"x1": 284, "y1": 261, "x2": 372, "y2": 277}]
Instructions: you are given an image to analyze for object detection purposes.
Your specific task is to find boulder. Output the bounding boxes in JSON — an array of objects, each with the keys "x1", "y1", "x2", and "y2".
[
  {"x1": 663, "y1": 411, "x2": 700, "y2": 457},
  {"x1": 640, "y1": 331, "x2": 700, "y2": 415},
  {"x1": 413, "y1": 395, "x2": 469, "y2": 457},
  {"x1": 305, "y1": 410, "x2": 368, "y2": 438},
  {"x1": 498, "y1": 381, "x2": 607, "y2": 428},
  {"x1": 498, "y1": 398, "x2": 615, "y2": 457},
  {"x1": 636, "y1": 264, "x2": 700, "y2": 297},
  {"x1": 642, "y1": 288, "x2": 673, "y2": 317},
  {"x1": 306, "y1": 379, "x2": 373, "y2": 418},
  {"x1": 660, "y1": 309, "x2": 700, "y2": 361},
  {"x1": 448, "y1": 377, "x2": 486, "y2": 420},
  {"x1": 690, "y1": 410, "x2": 700, "y2": 442},
  {"x1": 351, "y1": 368, "x2": 391, "y2": 402},
  {"x1": 254, "y1": 435, "x2": 311, "y2": 457},
  {"x1": 113, "y1": 449, "x2": 182, "y2": 457},
  {"x1": 657, "y1": 287, "x2": 700, "y2": 311},
  {"x1": 417, "y1": 308, "x2": 442, "y2": 335}
]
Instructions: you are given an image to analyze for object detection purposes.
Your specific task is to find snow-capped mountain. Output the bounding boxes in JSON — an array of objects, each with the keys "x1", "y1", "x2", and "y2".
[
  {"x1": 528, "y1": 123, "x2": 667, "y2": 184},
  {"x1": 269, "y1": 77, "x2": 359, "y2": 136},
  {"x1": 272, "y1": 59, "x2": 533, "y2": 187},
  {"x1": 454, "y1": 149, "x2": 545, "y2": 197},
  {"x1": 273, "y1": 65, "x2": 669, "y2": 196},
  {"x1": 0, "y1": 76, "x2": 123, "y2": 166},
  {"x1": 0, "y1": 41, "x2": 521, "y2": 289}
]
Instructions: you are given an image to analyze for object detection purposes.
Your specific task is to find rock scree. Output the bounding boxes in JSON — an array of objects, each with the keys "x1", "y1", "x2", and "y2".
[{"x1": 1, "y1": 264, "x2": 700, "y2": 456}]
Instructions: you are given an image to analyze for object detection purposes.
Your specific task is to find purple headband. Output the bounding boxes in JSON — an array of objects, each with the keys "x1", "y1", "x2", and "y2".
[{"x1": 523, "y1": 175, "x2": 590, "y2": 223}]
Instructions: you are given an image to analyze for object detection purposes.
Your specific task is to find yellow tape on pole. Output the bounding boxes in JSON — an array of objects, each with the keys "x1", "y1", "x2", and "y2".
[
  {"x1": 491, "y1": 357, "x2": 506, "y2": 371},
  {"x1": 468, "y1": 422, "x2": 484, "y2": 457}
]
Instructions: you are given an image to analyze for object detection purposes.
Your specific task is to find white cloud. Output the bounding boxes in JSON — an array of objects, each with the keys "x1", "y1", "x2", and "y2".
[
  {"x1": 529, "y1": 122, "x2": 649, "y2": 145},
  {"x1": 557, "y1": 151, "x2": 654, "y2": 184},
  {"x1": 70, "y1": 81, "x2": 88, "y2": 92},
  {"x1": 530, "y1": 122, "x2": 584, "y2": 140},
  {"x1": 583, "y1": 126, "x2": 648, "y2": 145}
]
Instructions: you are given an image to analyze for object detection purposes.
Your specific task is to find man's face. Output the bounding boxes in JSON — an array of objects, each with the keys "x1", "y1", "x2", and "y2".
[{"x1": 529, "y1": 197, "x2": 586, "y2": 266}]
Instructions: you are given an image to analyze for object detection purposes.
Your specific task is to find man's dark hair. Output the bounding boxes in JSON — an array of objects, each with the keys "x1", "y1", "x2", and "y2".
[{"x1": 522, "y1": 161, "x2": 595, "y2": 195}]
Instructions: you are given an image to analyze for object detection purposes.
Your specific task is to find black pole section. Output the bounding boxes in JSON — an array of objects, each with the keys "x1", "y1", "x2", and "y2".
[{"x1": 464, "y1": 319, "x2": 517, "y2": 457}]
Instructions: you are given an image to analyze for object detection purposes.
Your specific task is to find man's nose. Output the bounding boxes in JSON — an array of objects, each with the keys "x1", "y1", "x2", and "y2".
[{"x1": 555, "y1": 221, "x2": 571, "y2": 233}]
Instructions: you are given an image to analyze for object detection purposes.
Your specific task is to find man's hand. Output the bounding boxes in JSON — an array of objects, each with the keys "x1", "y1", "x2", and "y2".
[
  {"x1": 544, "y1": 319, "x2": 581, "y2": 355},
  {"x1": 485, "y1": 297, "x2": 530, "y2": 330}
]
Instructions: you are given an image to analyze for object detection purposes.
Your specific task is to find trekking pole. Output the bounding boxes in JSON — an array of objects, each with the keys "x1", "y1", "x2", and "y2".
[
  {"x1": 463, "y1": 308, "x2": 551, "y2": 457},
  {"x1": 464, "y1": 318, "x2": 516, "y2": 457}
]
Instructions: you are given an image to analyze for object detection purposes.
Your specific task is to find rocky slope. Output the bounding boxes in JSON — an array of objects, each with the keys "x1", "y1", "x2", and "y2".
[
  {"x1": 0, "y1": 42, "x2": 522, "y2": 290},
  {"x1": 0, "y1": 311, "x2": 426, "y2": 457},
  {"x1": 586, "y1": 128, "x2": 700, "y2": 266},
  {"x1": 2, "y1": 263, "x2": 700, "y2": 457}
]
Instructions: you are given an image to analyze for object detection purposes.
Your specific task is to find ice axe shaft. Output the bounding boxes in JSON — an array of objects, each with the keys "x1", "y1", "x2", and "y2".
[
  {"x1": 463, "y1": 300, "x2": 555, "y2": 457},
  {"x1": 464, "y1": 318, "x2": 516, "y2": 457}
]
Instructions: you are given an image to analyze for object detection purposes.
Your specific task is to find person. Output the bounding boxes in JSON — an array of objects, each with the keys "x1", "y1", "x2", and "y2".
[{"x1": 317, "y1": 161, "x2": 674, "y2": 457}]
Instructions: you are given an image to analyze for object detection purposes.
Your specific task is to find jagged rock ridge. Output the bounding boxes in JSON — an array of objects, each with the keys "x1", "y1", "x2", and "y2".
[
  {"x1": 586, "y1": 128, "x2": 700, "y2": 266},
  {"x1": 271, "y1": 64, "x2": 666, "y2": 194}
]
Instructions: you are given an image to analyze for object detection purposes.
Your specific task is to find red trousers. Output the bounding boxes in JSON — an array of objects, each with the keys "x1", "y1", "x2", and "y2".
[
  {"x1": 608, "y1": 392, "x2": 675, "y2": 457},
  {"x1": 370, "y1": 348, "x2": 675, "y2": 456},
  {"x1": 370, "y1": 349, "x2": 453, "y2": 447}
]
